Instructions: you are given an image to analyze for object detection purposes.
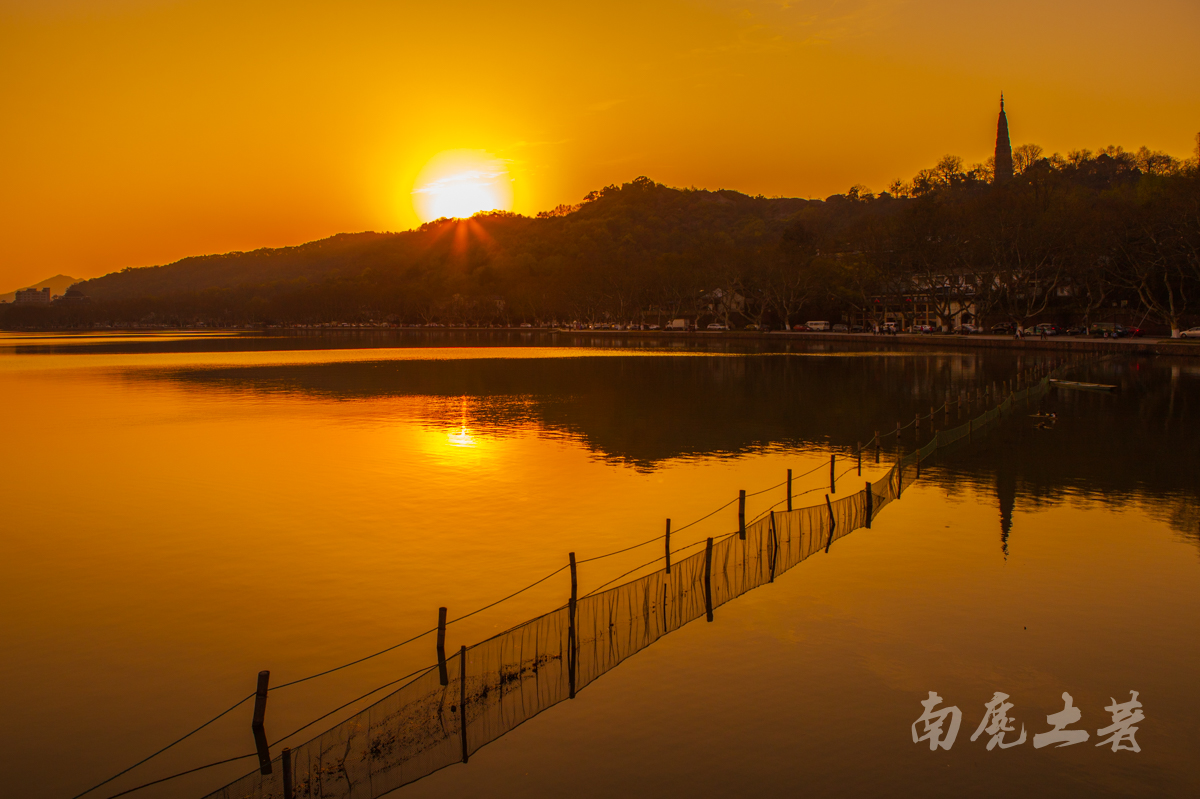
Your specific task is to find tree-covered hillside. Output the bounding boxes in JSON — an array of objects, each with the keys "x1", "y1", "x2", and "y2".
[{"x1": 4, "y1": 143, "x2": 1199, "y2": 334}]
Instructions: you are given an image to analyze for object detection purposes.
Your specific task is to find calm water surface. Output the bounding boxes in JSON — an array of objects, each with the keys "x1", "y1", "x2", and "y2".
[{"x1": 1, "y1": 331, "x2": 1197, "y2": 798}]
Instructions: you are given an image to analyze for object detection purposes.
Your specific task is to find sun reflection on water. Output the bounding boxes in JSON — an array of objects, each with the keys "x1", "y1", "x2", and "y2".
[
  {"x1": 446, "y1": 396, "x2": 478, "y2": 448},
  {"x1": 447, "y1": 426, "x2": 477, "y2": 448}
]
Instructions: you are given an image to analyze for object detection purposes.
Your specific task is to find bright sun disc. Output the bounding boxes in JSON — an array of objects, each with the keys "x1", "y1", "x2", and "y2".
[{"x1": 412, "y1": 150, "x2": 513, "y2": 222}]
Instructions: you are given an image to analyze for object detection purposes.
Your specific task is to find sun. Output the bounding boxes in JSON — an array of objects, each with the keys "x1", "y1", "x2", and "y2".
[{"x1": 412, "y1": 150, "x2": 514, "y2": 222}]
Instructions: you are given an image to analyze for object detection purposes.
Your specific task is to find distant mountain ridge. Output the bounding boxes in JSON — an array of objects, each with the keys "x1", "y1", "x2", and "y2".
[
  {"x1": 67, "y1": 180, "x2": 815, "y2": 313},
  {"x1": 0, "y1": 274, "x2": 80, "y2": 303}
]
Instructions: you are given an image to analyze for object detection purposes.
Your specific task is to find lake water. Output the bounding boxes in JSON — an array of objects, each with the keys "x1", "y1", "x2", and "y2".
[{"x1": 2, "y1": 331, "x2": 1197, "y2": 798}]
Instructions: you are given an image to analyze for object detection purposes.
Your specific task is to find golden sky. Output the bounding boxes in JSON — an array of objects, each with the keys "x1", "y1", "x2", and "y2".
[{"x1": 2, "y1": 0, "x2": 1198, "y2": 288}]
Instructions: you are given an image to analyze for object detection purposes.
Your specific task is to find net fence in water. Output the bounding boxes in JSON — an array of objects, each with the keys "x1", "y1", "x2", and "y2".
[{"x1": 201, "y1": 379, "x2": 1049, "y2": 799}]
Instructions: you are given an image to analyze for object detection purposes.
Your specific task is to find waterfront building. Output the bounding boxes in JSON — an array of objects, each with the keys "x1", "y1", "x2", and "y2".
[{"x1": 14, "y1": 287, "x2": 52, "y2": 305}]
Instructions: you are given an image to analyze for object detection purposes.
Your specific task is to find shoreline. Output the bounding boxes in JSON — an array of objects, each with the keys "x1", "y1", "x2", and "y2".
[{"x1": 4, "y1": 325, "x2": 1199, "y2": 356}]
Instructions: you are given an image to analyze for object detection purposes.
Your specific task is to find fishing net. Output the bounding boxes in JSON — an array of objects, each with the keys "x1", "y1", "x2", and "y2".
[{"x1": 202, "y1": 378, "x2": 1049, "y2": 799}]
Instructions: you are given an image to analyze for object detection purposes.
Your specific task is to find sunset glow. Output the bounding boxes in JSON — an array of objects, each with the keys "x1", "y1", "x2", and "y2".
[
  {"x1": 3, "y1": 1, "x2": 1197, "y2": 288},
  {"x1": 6, "y1": 0, "x2": 1200, "y2": 796},
  {"x1": 412, "y1": 151, "x2": 513, "y2": 222}
]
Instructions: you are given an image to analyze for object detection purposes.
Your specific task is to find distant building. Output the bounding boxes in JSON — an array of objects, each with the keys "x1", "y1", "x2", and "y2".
[
  {"x1": 14, "y1": 287, "x2": 51, "y2": 305},
  {"x1": 994, "y1": 94, "x2": 1014, "y2": 184},
  {"x1": 852, "y1": 272, "x2": 980, "y2": 332}
]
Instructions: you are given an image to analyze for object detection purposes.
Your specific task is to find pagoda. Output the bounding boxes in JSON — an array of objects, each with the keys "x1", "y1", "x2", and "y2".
[{"x1": 994, "y1": 94, "x2": 1014, "y2": 184}]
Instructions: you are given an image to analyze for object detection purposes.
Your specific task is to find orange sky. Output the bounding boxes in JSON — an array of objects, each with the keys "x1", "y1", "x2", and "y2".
[{"x1": 2, "y1": 0, "x2": 1198, "y2": 288}]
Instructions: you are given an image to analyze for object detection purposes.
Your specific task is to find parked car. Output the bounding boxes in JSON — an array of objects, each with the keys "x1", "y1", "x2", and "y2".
[
  {"x1": 805, "y1": 321, "x2": 831, "y2": 331},
  {"x1": 832, "y1": 323, "x2": 850, "y2": 333},
  {"x1": 1033, "y1": 323, "x2": 1060, "y2": 336},
  {"x1": 991, "y1": 323, "x2": 1016, "y2": 335},
  {"x1": 958, "y1": 323, "x2": 979, "y2": 334},
  {"x1": 850, "y1": 324, "x2": 864, "y2": 333},
  {"x1": 1180, "y1": 327, "x2": 1200, "y2": 339},
  {"x1": 1090, "y1": 323, "x2": 1128, "y2": 338},
  {"x1": 647, "y1": 324, "x2": 661, "y2": 330},
  {"x1": 1124, "y1": 327, "x2": 1144, "y2": 338},
  {"x1": 917, "y1": 324, "x2": 935, "y2": 333},
  {"x1": 706, "y1": 322, "x2": 728, "y2": 331},
  {"x1": 1065, "y1": 326, "x2": 1088, "y2": 336},
  {"x1": 792, "y1": 324, "x2": 813, "y2": 331}
]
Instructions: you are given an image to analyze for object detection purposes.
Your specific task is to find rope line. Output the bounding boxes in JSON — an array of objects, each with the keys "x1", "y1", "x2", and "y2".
[
  {"x1": 97, "y1": 666, "x2": 440, "y2": 799},
  {"x1": 270, "y1": 665, "x2": 437, "y2": 750},
  {"x1": 98, "y1": 754, "x2": 257, "y2": 799},
  {"x1": 667, "y1": 495, "x2": 739, "y2": 535},
  {"x1": 68, "y1": 693, "x2": 256, "y2": 799},
  {"x1": 273, "y1": 564, "x2": 571, "y2": 691},
  {"x1": 583, "y1": 531, "x2": 740, "y2": 597},
  {"x1": 577, "y1": 538, "x2": 661, "y2": 564},
  {"x1": 745, "y1": 478, "x2": 788, "y2": 498},
  {"x1": 271, "y1": 630, "x2": 437, "y2": 691},
  {"x1": 446, "y1": 566, "x2": 569, "y2": 623}
]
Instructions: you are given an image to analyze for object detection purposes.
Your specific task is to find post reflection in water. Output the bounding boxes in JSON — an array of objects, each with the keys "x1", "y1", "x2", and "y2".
[{"x1": 0, "y1": 334, "x2": 1197, "y2": 799}]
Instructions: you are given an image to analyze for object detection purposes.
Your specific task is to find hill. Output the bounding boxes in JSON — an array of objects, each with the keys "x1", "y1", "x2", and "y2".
[
  {"x1": 64, "y1": 177, "x2": 822, "y2": 324},
  {"x1": 3, "y1": 152, "x2": 1197, "y2": 334},
  {"x1": 0, "y1": 274, "x2": 80, "y2": 304}
]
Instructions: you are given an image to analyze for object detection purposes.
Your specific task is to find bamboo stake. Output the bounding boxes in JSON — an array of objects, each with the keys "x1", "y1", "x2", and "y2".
[
  {"x1": 664, "y1": 519, "x2": 671, "y2": 575},
  {"x1": 568, "y1": 552, "x2": 577, "y2": 699},
  {"x1": 459, "y1": 645, "x2": 469, "y2": 763},
  {"x1": 704, "y1": 538, "x2": 714, "y2": 622},
  {"x1": 824, "y1": 494, "x2": 836, "y2": 553},
  {"x1": 437, "y1": 608, "x2": 448, "y2": 686}
]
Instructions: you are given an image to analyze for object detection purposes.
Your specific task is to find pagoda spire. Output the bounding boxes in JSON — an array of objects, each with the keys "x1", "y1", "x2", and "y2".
[{"x1": 994, "y1": 94, "x2": 1014, "y2": 184}]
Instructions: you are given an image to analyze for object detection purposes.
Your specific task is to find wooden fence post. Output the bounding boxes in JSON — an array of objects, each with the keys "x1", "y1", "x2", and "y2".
[
  {"x1": 915, "y1": 412, "x2": 920, "y2": 439},
  {"x1": 824, "y1": 494, "x2": 837, "y2": 553},
  {"x1": 664, "y1": 519, "x2": 671, "y2": 575},
  {"x1": 568, "y1": 552, "x2": 577, "y2": 699},
  {"x1": 252, "y1": 670, "x2": 271, "y2": 776},
  {"x1": 830, "y1": 454, "x2": 836, "y2": 494},
  {"x1": 437, "y1": 608, "x2": 449, "y2": 686},
  {"x1": 786, "y1": 469, "x2": 793, "y2": 512},
  {"x1": 252, "y1": 670, "x2": 269, "y2": 728},
  {"x1": 856, "y1": 443, "x2": 862, "y2": 476},
  {"x1": 704, "y1": 538, "x2": 714, "y2": 622},
  {"x1": 459, "y1": 645, "x2": 469, "y2": 763},
  {"x1": 282, "y1": 747, "x2": 293, "y2": 799},
  {"x1": 864, "y1": 480, "x2": 873, "y2": 528},
  {"x1": 875, "y1": 432, "x2": 881, "y2": 463},
  {"x1": 768, "y1": 511, "x2": 777, "y2": 583},
  {"x1": 738, "y1": 490, "x2": 746, "y2": 540}
]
